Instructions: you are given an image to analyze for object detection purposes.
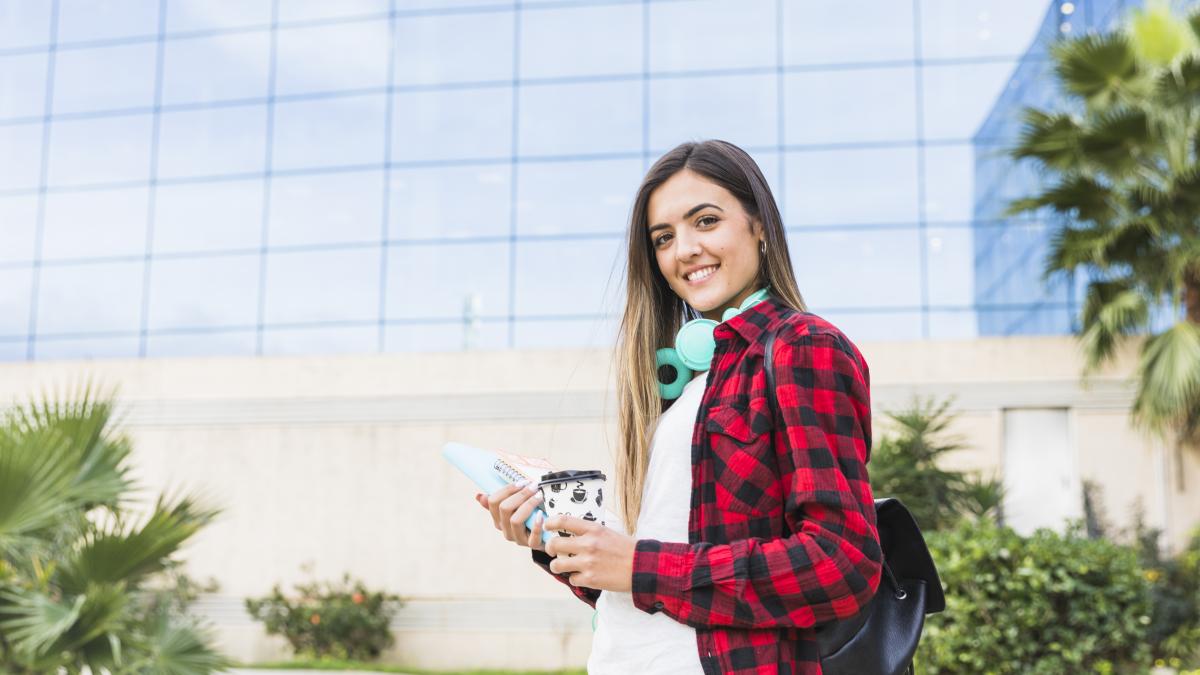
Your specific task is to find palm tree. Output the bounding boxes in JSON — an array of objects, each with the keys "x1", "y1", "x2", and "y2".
[
  {"x1": 0, "y1": 387, "x2": 229, "y2": 674},
  {"x1": 1008, "y1": 2, "x2": 1200, "y2": 486}
]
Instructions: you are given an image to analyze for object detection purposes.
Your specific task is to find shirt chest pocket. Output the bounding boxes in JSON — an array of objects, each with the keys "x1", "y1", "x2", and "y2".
[{"x1": 703, "y1": 404, "x2": 782, "y2": 516}]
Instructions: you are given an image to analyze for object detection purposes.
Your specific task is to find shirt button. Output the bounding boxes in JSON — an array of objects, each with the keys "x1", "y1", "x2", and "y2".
[{"x1": 653, "y1": 601, "x2": 664, "y2": 611}]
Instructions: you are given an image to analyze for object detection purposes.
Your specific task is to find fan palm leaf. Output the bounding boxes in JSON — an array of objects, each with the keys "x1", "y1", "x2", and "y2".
[
  {"x1": 1052, "y1": 32, "x2": 1139, "y2": 107},
  {"x1": 1134, "y1": 322, "x2": 1200, "y2": 433},
  {"x1": 1078, "y1": 280, "x2": 1152, "y2": 370}
]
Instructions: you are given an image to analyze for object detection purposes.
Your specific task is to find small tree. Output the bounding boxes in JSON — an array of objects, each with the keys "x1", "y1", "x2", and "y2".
[
  {"x1": 0, "y1": 388, "x2": 228, "y2": 674},
  {"x1": 869, "y1": 397, "x2": 1003, "y2": 531},
  {"x1": 1007, "y1": 2, "x2": 1200, "y2": 478}
]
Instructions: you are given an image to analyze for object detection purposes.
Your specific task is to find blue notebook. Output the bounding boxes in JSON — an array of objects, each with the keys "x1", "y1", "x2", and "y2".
[{"x1": 442, "y1": 441, "x2": 556, "y2": 543}]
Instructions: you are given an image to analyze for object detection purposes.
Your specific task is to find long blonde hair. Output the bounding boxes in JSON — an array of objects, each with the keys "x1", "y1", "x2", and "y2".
[{"x1": 614, "y1": 140, "x2": 807, "y2": 533}]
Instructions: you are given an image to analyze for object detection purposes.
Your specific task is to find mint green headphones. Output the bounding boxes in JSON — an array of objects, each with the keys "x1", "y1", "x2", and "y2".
[{"x1": 655, "y1": 287, "x2": 772, "y2": 400}]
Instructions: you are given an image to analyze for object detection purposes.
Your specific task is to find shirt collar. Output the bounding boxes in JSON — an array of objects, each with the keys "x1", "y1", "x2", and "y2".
[{"x1": 713, "y1": 293, "x2": 788, "y2": 345}]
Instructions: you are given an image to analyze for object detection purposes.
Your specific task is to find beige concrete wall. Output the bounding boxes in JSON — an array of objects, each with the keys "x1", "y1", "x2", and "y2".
[{"x1": 0, "y1": 337, "x2": 1195, "y2": 670}]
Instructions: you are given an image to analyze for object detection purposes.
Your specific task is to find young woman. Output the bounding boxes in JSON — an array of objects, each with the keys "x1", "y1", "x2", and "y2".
[{"x1": 477, "y1": 140, "x2": 882, "y2": 674}]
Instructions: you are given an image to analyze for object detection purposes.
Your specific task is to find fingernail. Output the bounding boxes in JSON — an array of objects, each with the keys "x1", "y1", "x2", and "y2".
[
  {"x1": 533, "y1": 492, "x2": 544, "y2": 502},
  {"x1": 515, "y1": 479, "x2": 530, "y2": 488}
]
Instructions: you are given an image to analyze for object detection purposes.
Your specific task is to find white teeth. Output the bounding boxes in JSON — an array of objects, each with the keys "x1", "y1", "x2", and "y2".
[{"x1": 687, "y1": 265, "x2": 718, "y2": 282}]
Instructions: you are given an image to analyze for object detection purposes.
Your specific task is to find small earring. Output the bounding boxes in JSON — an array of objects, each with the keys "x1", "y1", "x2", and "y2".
[{"x1": 759, "y1": 240, "x2": 766, "y2": 255}]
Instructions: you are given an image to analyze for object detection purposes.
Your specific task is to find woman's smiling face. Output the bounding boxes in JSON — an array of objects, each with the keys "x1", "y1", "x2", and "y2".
[{"x1": 647, "y1": 169, "x2": 765, "y2": 321}]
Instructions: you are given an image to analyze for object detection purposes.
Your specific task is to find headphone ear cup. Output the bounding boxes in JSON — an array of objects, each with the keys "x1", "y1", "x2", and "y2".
[{"x1": 655, "y1": 347, "x2": 692, "y2": 401}]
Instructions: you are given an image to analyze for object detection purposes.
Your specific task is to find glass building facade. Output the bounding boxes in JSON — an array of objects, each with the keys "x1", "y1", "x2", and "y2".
[{"x1": 1, "y1": 0, "x2": 1075, "y2": 361}]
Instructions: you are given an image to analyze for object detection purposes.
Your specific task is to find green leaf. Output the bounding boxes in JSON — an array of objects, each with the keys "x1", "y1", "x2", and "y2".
[
  {"x1": 0, "y1": 589, "x2": 85, "y2": 656},
  {"x1": 1011, "y1": 109, "x2": 1084, "y2": 171},
  {"x1": 1052, "y1": 33, "x2": 1138, "y2": 106},
  {"x1": 1077, "y1": 279, "x2": 1150, "y2": 370},
  {"x1": 1130, "y1": 1, "x2": 1200, "y2": 68},
  {"x1": 1077, "y1": 107, "x2": 1152, "y2": 174},
  {"x1": 0, "y1": 428, "x2": 81, "y2": 543},
  {"x1": 1133, "y1": 321, "x2": 1200, "y2": 435},
  {"x1": 135, "y1": 617, "x2": 232, "y2": 675}
]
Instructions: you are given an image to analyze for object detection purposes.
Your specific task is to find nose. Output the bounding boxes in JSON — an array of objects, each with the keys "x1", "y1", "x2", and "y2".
[{"x1": 673, "y1": 227, "x2": 702, "y2": 262}]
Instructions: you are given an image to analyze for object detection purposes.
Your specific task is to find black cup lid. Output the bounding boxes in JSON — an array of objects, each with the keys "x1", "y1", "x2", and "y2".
[{"x1": 538, "y1": 469, "x2": 605, "y2": 485}]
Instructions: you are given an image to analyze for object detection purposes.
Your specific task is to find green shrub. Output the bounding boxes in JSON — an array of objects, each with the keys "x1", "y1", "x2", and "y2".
[
  {"x1": 1137, "y1": 522, "x2": 1200, "y2": 667},
  {"x1": 917, "y1": 518, "x2": 1153, "y2": 674},
  {"x1": 245, "y1": 573, "x2": 404, "y2": 661}
]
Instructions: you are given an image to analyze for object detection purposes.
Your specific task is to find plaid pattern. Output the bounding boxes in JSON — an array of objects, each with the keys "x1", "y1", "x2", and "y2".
[{"x1": 534, "y1": 296, "x2": 882, "y2": 674}]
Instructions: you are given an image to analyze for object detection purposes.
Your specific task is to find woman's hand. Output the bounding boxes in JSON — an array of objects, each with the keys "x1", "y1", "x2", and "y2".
[
  {"x1": 544, "y1": 515, "x2": 636, "y2": 592},
  {"x1": 475, "y1": 481, "x2": 547, "y2": 552}
]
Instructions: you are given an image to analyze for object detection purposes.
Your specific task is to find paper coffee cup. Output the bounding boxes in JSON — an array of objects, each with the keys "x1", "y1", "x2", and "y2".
[{"x1": 538, "y1": 469, "x2": 606, "y2": 537}]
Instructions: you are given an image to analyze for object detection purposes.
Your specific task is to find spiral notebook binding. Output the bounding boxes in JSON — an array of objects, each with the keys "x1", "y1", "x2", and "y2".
[{"x1": 493, "y1": 459, "x2": 530, "y2": 485}]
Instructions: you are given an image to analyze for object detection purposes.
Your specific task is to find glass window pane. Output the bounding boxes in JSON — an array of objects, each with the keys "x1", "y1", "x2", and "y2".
[
  {"x1": 783, "y1": 0, "x2": 915, "y2": 66},
  {"x1": 513, "y1": 238, "x2": 623, "y2": 317},
  {"x1": 272, "y1": 94, "x2": 386, "y2": 170},
  {"x1": 514, "y1": 316, "x2": 618, "y2": 350},
  {"x1": 1, "y1": 53, "x2": 48, "y2": 119},
  {"x1": 396, "y1": 0, "x2": 512, "y2": 9},
  {"x1": 0, "y1": 338, "x2": 25, "y2": 361},
  {"x1": 0, "y1": 122, "x2": 43, "y2": 190},
  {"x1": 153, "y1": 178, "x2": 263, "y2": 253},
  {"x1": 0, "y1": 266, "x2": 32, "y2": 337},
  {"x1": 162, "y1": 31, "x2": 271, "y2": 105},
  {"x1": 0, "y1": 1, "x2": 54, "y2": 50},
  {"x1": 48, "y1": 114, "x2": 152, "y2": 187},
  {"x1": 34, "y1": 335, "x2": 140, "y2": 360},
  {"x1": 392, "y1": 87, "x2": 511, "y2": 162},
  {"x1": 784, "y1": 147, "x2": 919, "y2": 226},
  {"x1": 53, "y1": 43, "x2": 157, "y2": 114},
  {"x1": 264, "y1": 248, "x2": 380, "y2": 324},
  {"x1": 269, "y1": 169, "x2": 384, "y2": 247},
  {"x1": 921, "y1": 62, "x2": 1019, "y2": 142},
  {"x1": 921, "y1": 0, "x2": 1050, "y2": 59},
  {"x1": 388, "y1": 164, "x2": 511, "y2": 240},
  {"x1": 275, "y1": 20, "x2": 389, "y2": 96},
  {"x1": 385, "y1": 242, "x2": 509, "y2": 319},
  {"x1": 262, "y1": 324, "x2": 378, "y2": 356},
  {"x1": 923, "y1": 144, "x2": 976, "y2": 223},
  {"x1": 928, "y1": 310, "x2": 979, "y2": 339},
  {"x1": 784, "y1": 67, "x2": 916, "y2": 145},
  {"x1": 165, "y1": 0, "x2": 272, "y2": 32},
  {"x1": 925, "y1": 226, "x2": 974, "y2": 306},
  {"x1": 977, "y1": 306, "x2": 1072, "y2": 337},
  {"x1": 57, "y1": 0, "x2": 159, "y2": 43},
  {"x1": 276, "y1": 0, "x2": 387, "y2": 22},
  {"x1": 146, "y1": 329, "x2": 256, "y2": 357},
  {"x1": 157, "y1": 105, "x2": 267, "y2": 179},
  {"x1": 817, "y1": 309, "x2": 922, "y2": 341},
  {"x1": 0, "y1": 195, "x2": 38, "y2": 263},
  {"x1": 147, "y1": 254, "x2": 259, "y2": 329},
  {"x1": 519, "y1": 4, "x2": 641, "y2": 79},
  {"x1": 395, "y1": 10, "x2": 513, "y2": 85},
  {"x1": 517, "y1": 158, "x2": 640, "y2": 236},
  {"x1": 790, "y1": 228, "x2": 922, "y2": 309},
  {"x1": 42, "y1": 186, "x2": 148, "y2": 260},
  {"x1": 649, "y1": 0, "x2": 775, "y2": 72},
  {"x1": 650, "y1": 73, "x2": 776, "y2": 152},
  {"x1": 519, "y1": 80, "x2": 640, "y2": 157},
  {"x1": 383, "y1": 320, "x2": 508, "y2": 352},
  {"x1": 35, "y1": 259, "x2": 143, "y2": 334}
]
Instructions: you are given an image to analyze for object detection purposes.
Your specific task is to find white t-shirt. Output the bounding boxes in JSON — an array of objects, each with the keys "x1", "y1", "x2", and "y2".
[{"x1": 587, "y1": 371, "x2": 707, "y2": 674}]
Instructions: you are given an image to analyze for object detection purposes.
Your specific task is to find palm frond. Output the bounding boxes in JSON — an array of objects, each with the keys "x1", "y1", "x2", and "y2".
[
  {"x1": 1078, "y1": 279, "x2": 1151, "y2": 371},
  {"x1": 1077, "y1": 107, "x2": 1154, "y2": 175},
  {"x1": 1052, "y1": 32, "x2": 1139, "y2": 106},
  {"x1": 1133, "y1": 321, "x2": 1200, "y2": 435},
  {"x1": 1156, "y1": 55, "x2": 1200, "y2": 107},
  {"x1": 1011, "y1": 109, "x2": 1084, "y2": 171},
  {"x1": 1006, "y1": 174, "x2": 1117, "y2": 223},
  {"x1": 0, "y1": 428, "x2": 82, "y2": 544},
  {"x1": 57, "y1": 496, "x2": 219, "y2": 596},
  {"x1": 132, "y1": 616, "x2": 232, "y2": 675},
  {"x1": 0, "y1": 588, "x2": 85, "y2": 656}
]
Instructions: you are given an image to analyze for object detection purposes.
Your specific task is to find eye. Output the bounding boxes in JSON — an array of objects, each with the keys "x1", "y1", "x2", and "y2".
[
  {"x1": 653, "y1": 232, "x2": 672, "y2": 247},
  {"x1": 697, "y1": 215, "x2": 718, "y2": 227}
]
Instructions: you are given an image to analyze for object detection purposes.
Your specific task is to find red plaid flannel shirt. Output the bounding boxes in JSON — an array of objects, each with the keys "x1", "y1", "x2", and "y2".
[{"x1": 533, "y1": 296, "x2": 882, "y2": 674}]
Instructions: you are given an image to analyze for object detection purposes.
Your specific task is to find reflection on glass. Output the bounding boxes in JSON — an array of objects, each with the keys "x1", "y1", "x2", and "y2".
[
  {"x1": 650, "y1": 73, "x2": 777, "y2": 151},
  {"x1": 920, "y1": 0, "x2": 1050, "y2": 59},
  {"x1": 269, "y1": 169, "x2": 383, "y2": 246},
  {"x1": 519, "y1": 80, "x2": 641, "y2": 156},
  {"x1": 650, "y1": 0, "x2": 775, "y2": 72},
  {"x1": 519, "y1": 4, "x2": 641, "y2": 79},
  {"x1": 923, "y1": 144, "x2": 977, "y2": 222},
  {"x1": 782, "y1": 0, "x2": 914, "y2": 66},
  {"x1": 157, "y1": 105, "x2": 267, "y2": 179},
  {"x1": 0, "y1": 122, "x2": 43, "y2": 191},
  {"x1": 42, "y1": 186, "x2": 149, "y2": 260},
  {"x1": 513, "y1": 238, "x2": 623, "y2": 317},
  {"x1": 53, "y1": 43, "x2": 156, "y2": 114},
  {"x1": 924, "y1": 226, "x2": 975, "y2": 306},
  {"x1": 790, "y1": 228, "x2": 922, "y2": 309},
  {"x1": 0, "y1": 53, "x2": 49, "y2": 119},
  {"x1": 784, "y1": 67, "x2": 916, "y2": 145},
  {"x1": 0, "y1": 267, "x2": 33, "y2": 337},
  {"x1": 35, "y1": 260, "x2": 144, "y2": 334},
  {"x1": 165, "y1": 0, "x2": 272, "y2": 32},
  {"x1": 0, "y1": 2, "x2": 53, "y2": 49},
  {"x1": 388, "y1": 164, "x2": 510, "y2": 240},
  {"x1": 785, "y1": 147, "x2": 920, "y2": 226},
  {"x1": 56, "y1": 0, "x2": 158, "y2": 43},
  {"x1": 272, "y1": 94, "x2": 386, "y2": 170},
  {"x1": 276, "y1": 0, "x2": 387, "y2": 22},
  {"x1": 392, "y1": 87, "x2": 511, "y2": 162},
  {"x1": 386, "y1": 241, "x2": 510, "y2": 319},
  {"x1": 517, "y1": 158, "x2": 640, "y2": 236},
  {"x1": 263, "y1": 247, "x2": 380, "y2": 324},
  {"x1": 154, "y1": 178, "x2": 263, "y2": 253},
  {"x1": 394, "y1": 10, "x2": 513, "y2": 85},
  {"x1": 162, "y1": 31, "x2": 271, "y2": 105},
  {"x1": 47, "y1": 115, "x2": 152, "y2": 187},
  {"x1": 921, "y1": 62, "x2": 1020, "y2": 141},
  {"x1": 275, "y1": 20, "x2": 389, "y2": 95},
  {"x1": 0, "y1": 196, "x2": 38, "y2": 263},
  {"x1": 147, "y1": 254, "x2": 259, "y2": 329}
]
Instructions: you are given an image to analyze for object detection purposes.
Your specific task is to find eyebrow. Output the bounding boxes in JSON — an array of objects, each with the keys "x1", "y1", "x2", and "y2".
[{"x1": 648, "y1": 203, "x2": 725, "y2": 234}]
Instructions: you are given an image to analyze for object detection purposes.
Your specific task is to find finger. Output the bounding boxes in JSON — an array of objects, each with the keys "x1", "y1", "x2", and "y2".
[
  {"x1": 486, "y1": 481, "x2": 526, "y2": 531},
  {"x1": 499, "y1": 484, "x2": 540, "y2": 541},
  {"x1": 544, "y1": 514, "x2": 593, "y2": 536},
  {"x1": 549, "y1": 553, "x2": 581, "y2": 576},
  {"x1": 509, "y1": 492, "x2": 544, "y2": 544},
  {"x1": 545, "y1": 532, "x2": 578, "y2": 558},
  {"x1": 475, "y1": 493, "x2": 489, "y2": 509},
  {"x1": 527, "y1": 511, "x2": 546, "y2": 551}
]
